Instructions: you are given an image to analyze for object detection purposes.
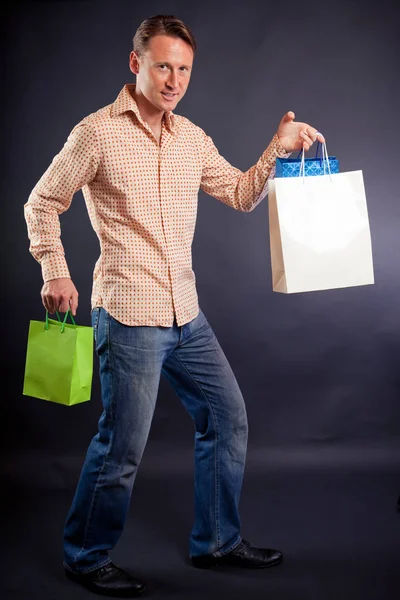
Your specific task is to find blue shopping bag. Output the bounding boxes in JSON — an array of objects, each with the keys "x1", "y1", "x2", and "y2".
[{"x1": 276, "y1": 141, "x2": 339, "y2": 178}]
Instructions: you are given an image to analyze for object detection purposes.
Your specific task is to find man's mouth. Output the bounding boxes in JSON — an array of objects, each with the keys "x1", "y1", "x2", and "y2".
[{"x1": 161, "y1": 92, "x2": 177, "y2": 101}]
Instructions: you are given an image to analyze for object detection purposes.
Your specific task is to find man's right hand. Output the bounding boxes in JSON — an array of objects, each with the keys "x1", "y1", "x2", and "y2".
[{"x1": 41, "y1": 277, "x2": 79, "y2": 316}]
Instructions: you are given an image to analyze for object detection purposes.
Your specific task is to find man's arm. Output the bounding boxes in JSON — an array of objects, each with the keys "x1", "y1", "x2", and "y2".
[
  {"x1": 199, "y1": 131, "x2": 289, "y2": 213},
  {"x1": 24, "y1": 122, "x2": 100, "y2": 313},
  {"x1": 199, "y1": 111, "x2": 324, "y2": 212}
]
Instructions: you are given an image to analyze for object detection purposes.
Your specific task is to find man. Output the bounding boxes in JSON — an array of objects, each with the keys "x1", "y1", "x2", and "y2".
[{"x1": 24, "y1": 14, "x2": 324, "y2": 598}]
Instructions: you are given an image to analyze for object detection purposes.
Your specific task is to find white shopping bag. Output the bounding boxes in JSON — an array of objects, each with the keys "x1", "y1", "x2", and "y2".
[{"x1": 268, "y1": 147, "x2": 374, "y2": 293}]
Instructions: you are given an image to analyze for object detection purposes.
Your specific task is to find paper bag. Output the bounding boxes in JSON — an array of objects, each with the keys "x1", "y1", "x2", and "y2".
[
  {"x1": 23, "y1": 310, "x2": 94, "y2": 406},
  {"x1": 268, "y1": 170, "x2": 374, "y2": 293}
]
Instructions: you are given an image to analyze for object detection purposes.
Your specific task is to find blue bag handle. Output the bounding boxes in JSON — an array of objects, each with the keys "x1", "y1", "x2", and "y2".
[{"x1": 296, "y1": 140, "x2": 322, "y2": 160}]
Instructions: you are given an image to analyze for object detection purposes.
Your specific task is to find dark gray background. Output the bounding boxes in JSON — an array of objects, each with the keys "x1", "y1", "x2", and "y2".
[{"x1": 2, "y1": 1, "x2": 400, "y2": 598}]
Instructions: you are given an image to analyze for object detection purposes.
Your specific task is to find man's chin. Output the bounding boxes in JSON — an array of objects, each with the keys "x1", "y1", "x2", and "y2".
[
  {"x1": 147, "y1": 93, "x2": 179, "y2": 113},
  {"x1": 159, "y1": 94, "x2": 179, "y2": 110}
]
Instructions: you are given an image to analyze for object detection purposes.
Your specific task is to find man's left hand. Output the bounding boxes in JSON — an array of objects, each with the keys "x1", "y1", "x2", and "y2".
[{"x1": 277, "y1": 111, "x2": 325, "y2": 152}]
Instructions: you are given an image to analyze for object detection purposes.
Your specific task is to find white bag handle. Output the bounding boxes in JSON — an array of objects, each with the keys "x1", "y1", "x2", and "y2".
[{"x1": 299, "y1": 141, "x2": 332, "y2": 182}]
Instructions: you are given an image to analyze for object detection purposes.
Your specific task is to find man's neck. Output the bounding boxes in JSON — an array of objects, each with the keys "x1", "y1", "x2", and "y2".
[{"x1": 132, "y1": 86, "x2": 164, "y2": 130}]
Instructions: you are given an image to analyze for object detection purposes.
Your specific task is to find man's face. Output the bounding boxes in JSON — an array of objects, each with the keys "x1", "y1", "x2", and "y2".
[{"x1": 130, "y1": 35, "x2": 194, "y2": 112}]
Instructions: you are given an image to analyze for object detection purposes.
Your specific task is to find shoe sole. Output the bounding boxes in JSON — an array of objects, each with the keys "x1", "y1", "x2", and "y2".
[
  {"x1": 191, "y1": 556, "x2": 283, "y2": 569},
  {"x1": 65, "y1": 568, "x2": 146, "y2": 597}
]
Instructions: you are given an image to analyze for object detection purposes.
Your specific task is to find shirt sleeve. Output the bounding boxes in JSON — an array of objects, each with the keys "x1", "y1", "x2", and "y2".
[
  {"x1": 200, "y1": 131, "x2": 290, "y2": 212},
  {"x1": 24, "y1": 122, "x2": 100, "y2": 282}
]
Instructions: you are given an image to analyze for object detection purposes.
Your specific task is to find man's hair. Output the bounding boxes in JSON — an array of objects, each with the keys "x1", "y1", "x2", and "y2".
[{"x1": 133, "y1": 15, "x2": 197, "y2": 56}]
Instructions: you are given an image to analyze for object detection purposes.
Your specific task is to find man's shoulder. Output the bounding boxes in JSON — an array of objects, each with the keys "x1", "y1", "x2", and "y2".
[
  {"x1": 75, "y1": 104, "x2": 113, "y2": 131},
  {"x1": 174, "y1": 113, "x2": 207, "y2": 140}
]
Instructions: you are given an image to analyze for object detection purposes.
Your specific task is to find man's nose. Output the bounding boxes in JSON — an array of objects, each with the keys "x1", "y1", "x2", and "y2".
[{"x1": 167, "y1": 70, "x2": 179, "y2": 89}]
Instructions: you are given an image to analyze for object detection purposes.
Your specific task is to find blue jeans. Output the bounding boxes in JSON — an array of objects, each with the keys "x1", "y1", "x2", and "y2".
[{"x1": 63, "y1": 307, "x2": 248, "y2": 574}]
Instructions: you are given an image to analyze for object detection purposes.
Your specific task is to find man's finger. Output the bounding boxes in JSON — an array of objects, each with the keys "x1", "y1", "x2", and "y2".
[
  {"x1": 311, "y1": 129, "x2": 325, "y2": 143},
  {"x1": 41, "y1": 296, "x2": 50, "y2": 313},
  {"x1": 70, "y1": 292, "x2": 79, "y2": 316},
  {"x1": 59, "y1": 295, "x2": 72, "y2": 314},
  {"x1": 42, "y1": 294, "x2": 54, "y2": 313},
  {"x1": 283, "y1": 111, "x2": 295, "y2": 123},
  {"x1": 51, "y1": 296, "x2": 61, "y2": 314},
  {"x1": 300, "y1": 130, "x2": 313, "y2": 146}
]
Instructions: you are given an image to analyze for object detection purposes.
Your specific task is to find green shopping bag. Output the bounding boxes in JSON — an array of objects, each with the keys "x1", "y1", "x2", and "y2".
[{"x1": 23, "y1": 310, "x2": 94, "y2": 406}]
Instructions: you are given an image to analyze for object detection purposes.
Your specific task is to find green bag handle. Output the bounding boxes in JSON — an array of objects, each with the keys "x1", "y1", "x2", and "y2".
[{"x1": 45, "y1": 309, "x2": 76, "y2": 333}]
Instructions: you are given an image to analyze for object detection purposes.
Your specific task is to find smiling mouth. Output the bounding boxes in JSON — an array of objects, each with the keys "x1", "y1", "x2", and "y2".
[{"x1": 161, "y1": 92, "x2": 177, "y2": 99}]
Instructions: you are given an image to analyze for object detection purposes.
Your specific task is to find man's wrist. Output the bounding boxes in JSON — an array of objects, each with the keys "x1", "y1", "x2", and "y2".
[{"x1": 275, "y1": 134, "x2": 290, "y2": 156}]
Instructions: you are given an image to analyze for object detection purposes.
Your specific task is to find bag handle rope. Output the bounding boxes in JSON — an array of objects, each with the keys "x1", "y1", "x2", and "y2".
[
  {"x1": 45, "y1": 309, "x2": 76, "y2": 333},
  {"x1": 299, "y1": 141, "x2": 332, "y2": 182}
]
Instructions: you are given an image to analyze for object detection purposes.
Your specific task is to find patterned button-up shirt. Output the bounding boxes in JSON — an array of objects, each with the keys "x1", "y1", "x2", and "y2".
[{"x1": 24, "y1": 84, "x2": 288, "y2": 326}]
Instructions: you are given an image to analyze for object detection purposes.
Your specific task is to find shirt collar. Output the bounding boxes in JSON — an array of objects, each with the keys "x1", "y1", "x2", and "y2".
[{"x1": 111, "y1": 83, "x2": 175, "y2": 133}]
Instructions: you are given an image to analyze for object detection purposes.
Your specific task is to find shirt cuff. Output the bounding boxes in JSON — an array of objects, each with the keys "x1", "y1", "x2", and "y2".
[
  {"x1": 40, "y1": 253, "x2": 71, "y2": 283},
  {"x1": 271, "y1": 133, "x2": 291, "y2": 157}
]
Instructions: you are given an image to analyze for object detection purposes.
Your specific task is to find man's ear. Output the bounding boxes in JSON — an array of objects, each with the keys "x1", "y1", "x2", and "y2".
[{"x1": 129, "y1": 51, "x2": 140, "y2": 75}]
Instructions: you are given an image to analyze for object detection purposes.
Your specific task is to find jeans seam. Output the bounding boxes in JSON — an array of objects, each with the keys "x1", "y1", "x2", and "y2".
[
  {"x1": 73, "y1": 312, "x2": 114, "y2": 565},
  {"x1": 92, "y1": 308, "x2": 100, "y2": 344},
  {"x1": 171, "y1": 350, "x2": 221, "y2": 548},
  {"x1": 64, "y1": 557, "x2": 112, "y2": 575},
  {"x1": 213, "y1": 535, "x2": 243, "y2": 558},
  {"x1": 178, "y1": 322, "x2": 209, "y2": 348}
]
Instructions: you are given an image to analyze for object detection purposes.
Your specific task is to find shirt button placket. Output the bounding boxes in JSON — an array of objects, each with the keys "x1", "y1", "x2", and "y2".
[{"x1": 158, "y1": 143, "x2": 178, "y2": 324}]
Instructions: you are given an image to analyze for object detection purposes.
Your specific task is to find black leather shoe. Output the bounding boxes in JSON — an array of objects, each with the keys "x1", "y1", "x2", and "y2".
[
  {"x1": 191, "y1": 539, "x2": 283, "y2": 569},
  {"x1": 64, "y1": 561, "x2": 146, "y2": 597}
]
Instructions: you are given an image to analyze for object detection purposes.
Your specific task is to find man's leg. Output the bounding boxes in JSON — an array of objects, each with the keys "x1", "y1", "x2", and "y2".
[
  {"x1": 161, "y1": 308, "x2": 248, "y2": 558},
  {"x1": 63, "y1": 307, "x2": 173, "y2": 574}
]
